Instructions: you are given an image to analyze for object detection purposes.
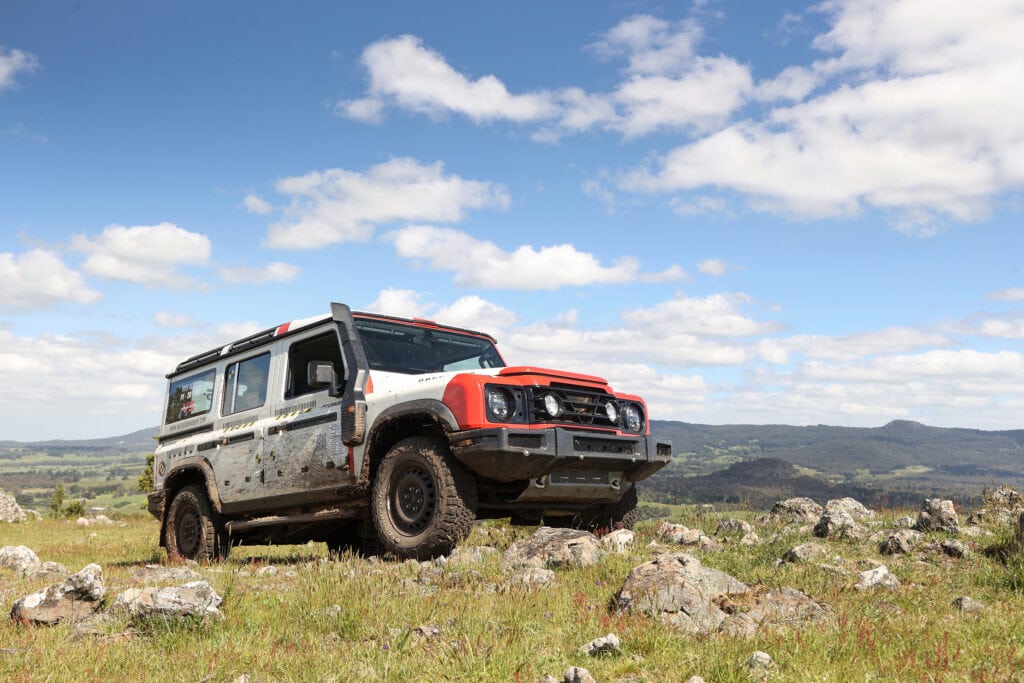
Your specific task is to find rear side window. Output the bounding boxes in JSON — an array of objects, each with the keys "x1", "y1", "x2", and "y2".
[
  {"x1": 223, "y1": 353, "x2": 271, "y2": 415},
  {"x1": 165, "y1": 369, "x2": 216, "y2": 424},
  {"x1": 285, "y1": 332, "x2": 344, "y2": 399}
]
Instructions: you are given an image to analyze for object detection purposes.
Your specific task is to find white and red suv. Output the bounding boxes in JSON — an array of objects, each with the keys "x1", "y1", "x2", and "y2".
[{"x1": 149, "y1": 303, "x2": 671, "y2": 560}]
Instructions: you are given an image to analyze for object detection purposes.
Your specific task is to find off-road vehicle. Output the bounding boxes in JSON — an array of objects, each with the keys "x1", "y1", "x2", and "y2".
[{"x1": 148, "y1": 303, "x2": 671, "y2": 560}]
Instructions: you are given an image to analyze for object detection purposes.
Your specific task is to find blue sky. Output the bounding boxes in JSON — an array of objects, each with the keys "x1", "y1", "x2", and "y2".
[{"x1": 2, "y1": 0, "x2": 1023, "y2": 440}]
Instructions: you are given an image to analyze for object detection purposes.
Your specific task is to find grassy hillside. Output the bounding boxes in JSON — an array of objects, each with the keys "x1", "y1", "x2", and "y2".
[{"x1": 3, "y1": 505, "x2": 1024, "y2": 681}]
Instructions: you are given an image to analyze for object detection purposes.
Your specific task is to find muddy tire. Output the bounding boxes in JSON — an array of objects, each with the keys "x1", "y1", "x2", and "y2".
[
  {"x1": 371, "y1": 436, "x2": 476, "y2": 560},
  {"x1": 165, "y1": 485, "x2": 229, "y2": 562}
]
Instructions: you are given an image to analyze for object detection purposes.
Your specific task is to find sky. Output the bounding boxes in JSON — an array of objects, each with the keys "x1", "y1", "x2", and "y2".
[{"x1": 1, "y1": 0, "x2": 1023, "y2": 441}]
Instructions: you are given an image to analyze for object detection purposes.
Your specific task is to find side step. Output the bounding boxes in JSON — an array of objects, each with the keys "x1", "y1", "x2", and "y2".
[{"x1": 226, "y1": 505, "x2": 365, "y2": 533}]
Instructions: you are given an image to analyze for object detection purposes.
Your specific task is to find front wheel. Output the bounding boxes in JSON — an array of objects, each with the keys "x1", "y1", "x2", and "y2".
[
  {"x1": 165, "y1": 485, "x2": 229, "y2": 562},
  {"x1": 371, "y1": 436, "x2": 476, "y2": 560}
]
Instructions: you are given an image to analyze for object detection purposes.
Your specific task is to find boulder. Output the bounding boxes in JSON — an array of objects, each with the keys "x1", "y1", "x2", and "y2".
[
  {"x1": 748, "y1": 651, "x2": 774, "y2": 671},
  {"x1": 781, "y1": 542, "x2": 828, "y2": 564},
  {"x1": 824, "y1": 497, "x2": 874, "y2": 521},
  {"x1": 879, "y1": 529, "x2": 922, "y2": 555},
  {"x1": 1, "y1": 545, "x2": 41, "y2": 575},
  {"x1": 10, "y1": 564, "x2": 105, "y2": 625},
  {"x1": 716, "y1": 518, "x2": 754, "y2": 535},
  {"x1": 854, "y1": 565, "x2": 900, "y2": 591},
  {"x1": 502, "y1": 527, "x2": 604, "y2": 571},
  {"x1": 969, "y1": 485, "x2": 1024, "y2": 526},
  {"x1": 579, "y1": 632, "x2": 621, "y2": 656},
  {"x1": 505, "y1": 567, "x2": 557, "y2": 590},
  {"x1": 112, "y1": 581, "x2": 224, "y2": 621},
  {"x1": 601, "y1": 529, "x2": 635, "y2": 553},
  {"x1": 813, "y1": 509, "x2": 859, "y2": 539},
  {"x1": 940, "y1": 539, "x2": 969, "y2": 559},
  {"x1": 952, "y1": 596, "x2": 984, "y2": 613},
  {"x1": 612, "y1": 553, "x2": 747, "y2": 635},
  {"x1": 915, "y1": 499, "x2": 959, "y2": 533},
  {"x1": 720, "y1": 587, "x2": 831, "y2": 638},
  {"x1": 0, "y1": 490, "x2": 27, "y2": 523},
  {"x1": 562, "y1": 667, "x2": 596, "y2": 683},
  {"x1": 770, "y1": 497, "x2": 823, "y2": 524},
  {"x1": 655, "y1": 522, "x2": 715, "y2": 548}
]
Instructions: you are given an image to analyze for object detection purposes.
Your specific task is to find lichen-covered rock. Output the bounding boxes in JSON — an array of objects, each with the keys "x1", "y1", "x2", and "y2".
[
  {"x1": 1, "y1": 545, "x2": 41, "y2": 575},
  {"x1": 716, "y1": 518, "x2": 754, "y2": 535},
  {"x1": 0, "y1": 490, "x2": 27, "y2": 523},
  {"x1": 826, "y1": 497, "x2": 874, "y2": 520},
  {"x1": 10, "y1": 564, "x2": 105, "y2": 625},
  {"x1": 601, "y1": 529, "x2": 635, "y2": 553},
  {"x1": 880, "y1": 529, "x2": 922, "y2": 555},
  {"x1": 916, "y1": 499, "x2": 959, "y2": 533},
  {"x1": 940, "y1": 539, "x2": 970, "y2": 558},
  {"x1": 112, "y1": 581, "x2": 223, "y2": 621},
  {"x1": 770, "y1": 498, "x2": 823, "y2": 524},
  {"x1": 502, "y1": 527, "x2": 604, "y2": 571},
  {"x1": 952, "y1": 596, "x2": 984, "y2": 613},
  {"x1": 782, "y1": 542, "x2": 829, "y2": 564},
  {"x1": 579, "y1": 632, "x2": 621, "y2": 656},
  {"x1": 505, "y1": 567, "x2": 557, "y2": 590},
  {"x1": 854, "y1": 565, "x2": 900, "y2": 591},
  {"x1": 813, "y1": 509, "x2": 859, "y2": 538},
  {"x1": 655, "y1": 522, "x2": 715, "y2": 548},
  {"x1": 720, "y1": 588, "x2": 831, "y2": 638}
]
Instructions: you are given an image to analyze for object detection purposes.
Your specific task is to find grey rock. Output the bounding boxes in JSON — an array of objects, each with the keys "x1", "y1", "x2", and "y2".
[
  {"x1": 854, "y1": 565, "x2": 900, "y2": 591},
  {"x1": 824, "y1": 497, "x2": 875, "y2": 521},
  {"x1": 10, "y1": 564, "x2": 105, "y2": 625},
  {"x1": 580, "y1": 632, "x2": 621, "y2": 656},
  {"x1": 720, "y1": 587, "x2": 831, "y2": 638},
  {"x1": 505, "y1": 567, "x2": 557, "y2": 589},
  {"x1": 539, "y1": 676, "x2": 560, "y2": 683},
  {"x1": 0, "y1": 490, "x2": 27, "y2": 523},
  {"x1": 601, "y1": 529, "x2": 635, "y2": 553},
  {"x1": 770, "y1": 497, "x2": 823, "y2": 524},
  {"x1": 893, "y1": 516, "x2": 916, "y2": 529},
  {"x1": 112, "y1": 580, "x2": 224, "y2": 621},
  {"x1": 502, "y1": 527, "x2": 604, "y2": 571},
  {"x1": 612, "y1": 553, "x2": 747, "y2": 635},
  {"x1": 813, "y1": 509, "x2": 859, "y2": 538},
  {"x1": 739, "y1": 531, "x2": 761, "y2": 546},
  {"x1": 880, "y1": 529, "x2": 922, "y2": 555},
  {"x1": 748, "y1": 651, "x2": 773, "y2": 669},
  {"x1": 562, "y1": 666, "x2": 596, "y2": 683},
  {"x1": 952, "y1": 596, "x2": 984, "y2": 613},
  {"x1": 684, "y1": 678, "x2": 707, "y2": 683},
  {"x1": 655, "y1": 522, "x2": 715, "y2": 548},
  {"x1": 0, "y1": 545, "x2": 41, "y2": 575},
  {"x1": 782, "y1": 542, "x2": 828, "y2": 564},
  {"x1": 940, "y1": 539, "x2": 970, "y2": 558},
  {"x1": 915, "y1": 498, "x2": 959, "y2": 533},
  {"x1": 29, "y1": 561, "x2": 68, "y2": 579},
  {"x1": 716, "y1": 518, "x2": 754, "y2": 535},
  {"x1": 447, "y1": 545, "x2": 499, "y2": 566}
]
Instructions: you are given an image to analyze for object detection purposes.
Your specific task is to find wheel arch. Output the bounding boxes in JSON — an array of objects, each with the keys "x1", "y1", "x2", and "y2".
[
  {"x1": 160, "y1": 460, "x2": 223, "y2": 546},
  {"x1": 362, "y1": 400, "x2": 459, "y2": 484}
]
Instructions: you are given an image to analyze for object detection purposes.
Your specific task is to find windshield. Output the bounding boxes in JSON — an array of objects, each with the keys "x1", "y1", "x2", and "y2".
[{"x1": 354, "y1": 318, "x2": 504, "y2": 374}]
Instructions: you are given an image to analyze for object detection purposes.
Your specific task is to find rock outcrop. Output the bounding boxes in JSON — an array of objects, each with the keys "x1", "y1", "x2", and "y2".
[
  {"x1": 502, "y1": 527, "x2": 604, "y2": 571},
  {"x1": 0, "y1": 490, "x2": 27, "y2": 523},
  {"x1": 10, "y1": 564, "x2": 105, "y2": 625}
]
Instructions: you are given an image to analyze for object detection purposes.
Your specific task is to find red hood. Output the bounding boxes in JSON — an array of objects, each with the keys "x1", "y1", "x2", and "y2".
[{"x1": 497, "y1": 366, "x2": 608, "y2": 387}]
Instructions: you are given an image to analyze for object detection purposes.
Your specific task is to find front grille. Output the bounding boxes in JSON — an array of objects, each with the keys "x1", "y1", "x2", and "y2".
[{"x1": 526, "y1": 384, "x2": 619, "y2": 428}]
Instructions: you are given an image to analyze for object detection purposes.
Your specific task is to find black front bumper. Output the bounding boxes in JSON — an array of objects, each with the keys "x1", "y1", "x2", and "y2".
[
  {"x1": 146, "y1": 490, "x2": 167, "y2": 521},
  {"x1": 448, "y1": 426, "x2": 671, "y2": 483}
]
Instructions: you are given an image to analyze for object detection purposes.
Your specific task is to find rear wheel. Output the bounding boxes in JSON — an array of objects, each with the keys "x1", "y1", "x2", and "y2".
[
  {"x1": 165, "y1": 485, "x2": 229, "y2": 562},
  {"x1": 372, "y1": 436, "x2": 476, "y2": 560}
]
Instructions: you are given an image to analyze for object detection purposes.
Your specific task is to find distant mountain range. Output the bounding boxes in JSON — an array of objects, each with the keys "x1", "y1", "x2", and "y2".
[
  {"x1": 646, "y1": 419, "x2": 1024, "y2": 507},
  {"x1": 4, "y1": 419, "x2": 1022, "y2": 508}
]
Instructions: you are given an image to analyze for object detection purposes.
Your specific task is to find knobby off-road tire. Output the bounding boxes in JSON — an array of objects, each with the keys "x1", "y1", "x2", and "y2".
[
  {"x1": 165, "y1": 484, "x2": 229, "y2": 562},
  {"x1": 371, "y1": 436, "x2": 477, "y2": 560}
]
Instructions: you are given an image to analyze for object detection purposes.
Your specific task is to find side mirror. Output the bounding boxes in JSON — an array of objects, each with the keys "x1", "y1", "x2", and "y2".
[{"x1": 307, "y1": 361, "x2": 337, "y2": 389}]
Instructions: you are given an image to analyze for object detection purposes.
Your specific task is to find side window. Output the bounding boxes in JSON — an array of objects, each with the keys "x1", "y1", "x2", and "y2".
[
  {"x1": 223, "y1": 353, "x2": 271, "y2": 415},
  {"x1": 165, "y1": 369, "x2": 215, "y2": 424},
  {"x1": 285, "y1": 332, "x2": 344, "y2": 399}
]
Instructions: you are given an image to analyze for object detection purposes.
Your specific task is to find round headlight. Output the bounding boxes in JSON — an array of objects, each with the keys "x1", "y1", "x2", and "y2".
[
  {"x1": 604, "y1": 401, "x2": 619, "y2": 424},
  {"x1": 623, "y1": 404, "x2": 643, "y2": 432},
  {"x1": 487, "y1": 388, "x2": 512, "y2": 421},
  {"x1": 543, "y1": 394, "x2": 561, "y2": 417}
]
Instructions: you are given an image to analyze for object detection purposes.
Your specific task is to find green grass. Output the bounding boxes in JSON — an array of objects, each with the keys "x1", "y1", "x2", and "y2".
[{"x1": 3, "y1": 511, "x2": 1024, "y2": 681}]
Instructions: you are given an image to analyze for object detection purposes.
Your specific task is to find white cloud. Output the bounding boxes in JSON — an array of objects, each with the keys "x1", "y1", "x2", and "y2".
[
  {"x1": 241, "y1": 194, "x2": 273, "y2": 215},
  {"x1": 988, "y1": 287, "x2": 1024, "y2": 302},
  {"x1": 387, "y1": 225, "x2": 682, "y2": 290},
  {"x1": 0, "y1": 46, "x2": 38, "y2": 93},
  {"x1": 697, "y1": 259, "x2": 727, "y2": 276},
  {"x1": 154, "y1": 311, "x2": 197, "y2": 329},
  {"x1": 758, "y1": 327, "x2": 952, "y2": 364},
  {"x1": 0, "y1": 249, "x2": 101, "y2": 312},
  {"x1": 621, "y1": 292, "x2": 780, "y2": 337},
  {"x1": 363, "y1": 288, "x2": 517, "y2": 337},
  {"x1": 267, "y1": 158, "x2": 510, "y2": 249},
  {"x1": 621, "y1": 0, "x2": 1024, "y2": 228},
  {"x1": 219, "y1": 262, "x2": 301, "y2": 284},
  {"x1": 337, "y1": 35, "x2": 556, "y2": 124},
  {"x1": 70, "y1": 223, "x2": 212, "y2": 289}
]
